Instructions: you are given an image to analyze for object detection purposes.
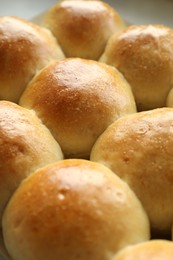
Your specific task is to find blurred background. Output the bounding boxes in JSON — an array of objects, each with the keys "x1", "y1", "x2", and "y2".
[{"x1": 0, "y1": 0, "x2": 173, "y2": 26}]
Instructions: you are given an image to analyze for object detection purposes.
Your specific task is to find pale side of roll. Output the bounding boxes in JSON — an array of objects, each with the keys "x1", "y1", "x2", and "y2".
[
  {"x1": 0, "y1": 16, "x2": 65, "y2": 103},
  {"x1": 2, "y1": 159, "x2": 150, "y2": 260},
  {"x1": 112, "y1": 240, "x2": 173, "y2": 260},
  {"x1": 166, "y1": 88, "x2": 173, "y2": 107},
  {"x1": 90, "y1": 107, "x2": 173, "y2": 236},
  {"x1": 19, "y1": 58, "x2": 136, "y2": 159},
  {"x1": 100, "y1": 24, "x2": 173, "y2": 111},
  {"x1": 41, "y1": 0, "x2": 126, "y2": 60},
  {"x1": 0, "y1": 100, "x2": 63, "y2": 231}
]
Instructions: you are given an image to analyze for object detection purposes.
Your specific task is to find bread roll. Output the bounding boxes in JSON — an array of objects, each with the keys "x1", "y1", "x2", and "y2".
[
  {"x1": 112, "y1": 240, "x2": 173, "y2": 260},
  {"x1": 41, "y1": 0, "x2": 126, "y2": 60},
  {"x1": 19, "y1": 58, "x2": 136, "y2": 159},
  {"x1": 0, "y1": 16, "x2": 64, "y2": 103},
  {"x1": 2, "y1": 159, "x2": 150, "y2": 260},
  {"x1": 0, "y1": 100, "x2": 63, "y2": 232},
  {"x1": 100, "y1": 24, "x2": 173, "y2": 111},
  {"x1": 90, "y1": 107, "x2": 173, "y2": 235}
]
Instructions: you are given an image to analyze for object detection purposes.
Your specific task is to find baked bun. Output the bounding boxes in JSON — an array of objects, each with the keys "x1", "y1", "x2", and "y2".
[
  {"x1": 100, "y1": 24, "x2": 173, "y2": 111},
  {"x1": 112, "y1": 240, "x2": 173, "y2": 260},
  {"x1": 2, "y1": 159, "x2": 150, "y2": 260},
  {"x1": 0, "y1": 100, "x2": 63, "y2": 232},
  {"x1": 90, "y1": 107, "x2": 173, "y2": 236},
  {"x1": 41, "y1": 0, "x2": 126, "y2": 60},
  {"x1": 19, "y1": 58, "x2": 136, "y2": 159},
  {"x1": 0, "y1": 16, "x2": 64, "y2": 103}
]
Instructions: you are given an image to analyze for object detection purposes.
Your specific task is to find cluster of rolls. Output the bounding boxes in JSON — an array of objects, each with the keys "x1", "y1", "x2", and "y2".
[{"x1": 1, "y1": 0, "x2": 173, "y2": 259}]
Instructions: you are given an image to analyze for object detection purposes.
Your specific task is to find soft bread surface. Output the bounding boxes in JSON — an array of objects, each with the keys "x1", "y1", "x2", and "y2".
[
  {"x1": 100, "y1": 24, "x2": 173, "y2": 111},
  {"x1": 0, "y1": 101, "x2": 63, "y2": 230},
  {"x1": 2, "y1": 159, "x2": 150, "y2": 260},
  {"x1": 112, "y1": 240, "x2": 173, "y2": 260},
  {"x1": 0, "y1": 16, "x2": 64, "y2": 103},
  {"x1": 90, "y1": 107, "x2": 173, "y2": 235},
  {"x1": 41, "y1": 0, "x2": 126, "y2": 60},
  {"x1": 19, "y1": 58, "x2": 136, "y2": 159}
]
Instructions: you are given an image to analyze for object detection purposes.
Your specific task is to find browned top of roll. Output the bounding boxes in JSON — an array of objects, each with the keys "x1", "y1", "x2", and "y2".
[
  {"x1": 41, "y1": 0, "x2": 126, "y2": 60},
  {"x1": 100, "y1": 24, "x2": 173, "y2": 111},
  {"x1": 19, "y1": 58, "x2": 136, "y2": 158},
  {"x1": 0, "y1": 16, "x2": 64, "y2": 103},
  {"x1": 2, "y1": 159, "x2": 149, "y2": 260}
]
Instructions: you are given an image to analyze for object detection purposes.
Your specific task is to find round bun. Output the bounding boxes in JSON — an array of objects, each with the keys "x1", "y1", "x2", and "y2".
[
  {"x1": 0, "y1": 16, "x2": 64, "y2": 103},
  {"x1": 112, "y1": 240, "x2": 173, "y2": 260},
  {"x1": 2, "y1": 159, "x2": 150, "y2": 260},
  {"x1": 90, "y1": 107, "x2": 173, "y2": 235},
  {"x1": 19, "y1": 58, "x2": 136, "y2": 159},
  {"x1": 41, "y1": 0, "x2": 126, "y2": 60},
  {"x1": 0, "y1": 100, "x2": 63, "y2": 230},
  {"x1": 100, "y1": 24, "x2": 173, "y2": 111}
]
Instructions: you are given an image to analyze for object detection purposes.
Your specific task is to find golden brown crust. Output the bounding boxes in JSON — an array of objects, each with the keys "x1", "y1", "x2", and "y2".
[
  {"x1": 2, "y1": 159, "x2": 150, "y2": 260},
  {"x1": 113, "y1": 240, "x2": 173, "y2": 260},
  {"x1": 0, "y1": 100, "x2": 63, "y2": 231},
  {"x1": 19, "y1": 58, "x2": 136, "y2": 158},
  {"x1": 41, "y1": 0, "x2": 126, "y2": 60},
  {"x1": 100, "y1": 24, "x2": 173, "y2": 111},
  {"x1": 0, "y1": 16, "x2": 64, "y2": 103},
  {"x1": 90, "y1": 107, "x2": 173, "y2": 235}
]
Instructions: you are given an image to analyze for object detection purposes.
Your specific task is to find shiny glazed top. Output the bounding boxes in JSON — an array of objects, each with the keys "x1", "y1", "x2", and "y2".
[
  {"x1": 20, "y1": 58, "x2": 136, "y2": 158},
  {"x1": 2, "y1": 159, "x2": 149, "y2": 260}
]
